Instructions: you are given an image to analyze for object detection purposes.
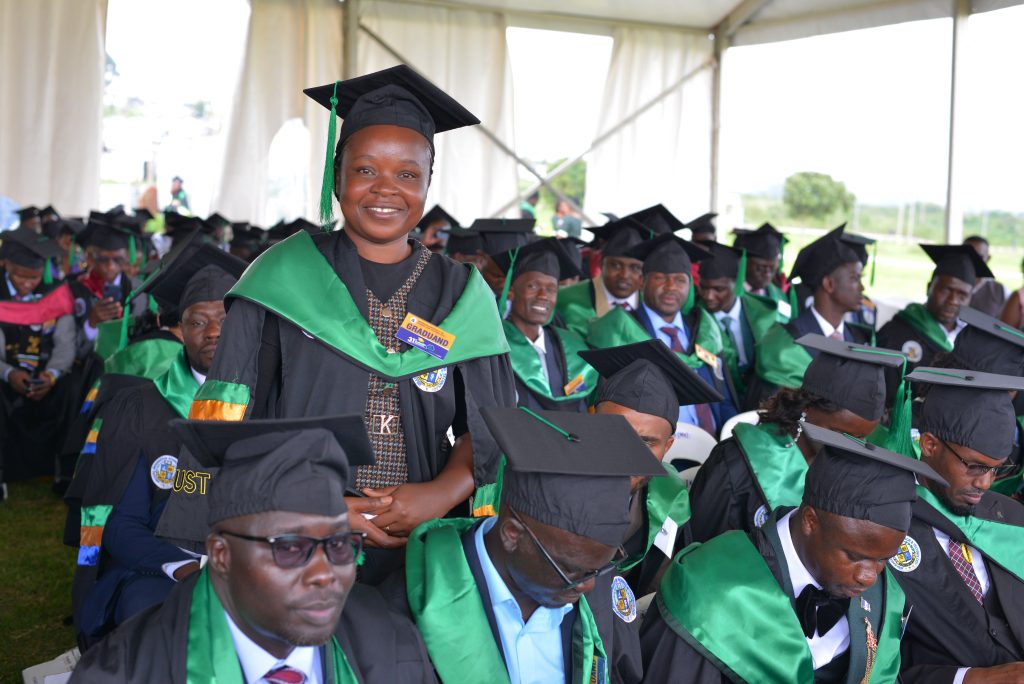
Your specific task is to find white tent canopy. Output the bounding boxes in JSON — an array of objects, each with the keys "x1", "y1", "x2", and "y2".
[{"x1": 2, "y1": 0, "x2": 1021, "y2": 234}]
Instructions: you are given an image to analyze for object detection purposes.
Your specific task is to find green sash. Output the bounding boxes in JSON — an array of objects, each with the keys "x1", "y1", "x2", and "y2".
[
  {"x1": 755, "y1": 323, "x2": 812, "y2": 388},
  {"x1": 586, "y1": 306, "x2": 722, "y2": 372},
  {"x1": 657, "y1": 531, "x2": 904, "y2": 684},
  {"x1": 712, "y1": 293, "x2": 780, "y2": 395},
  {"x1": 502, "y1": 320, "x2": 597, "y2": 403},
  {"x1": 895, "y1": 303, "x2": 953, "y2": 353},
  {"x1": 917, "y1": 486, "x2": 1024, "y2": 583},
  {"x1": 622, "y1": 462, "x2": 691, "y2": 571},
  {"x1": 103, "y1": 337, "x2": 182, "y2": 379},
  {"x1": 152, "y1": 348, "x2": 201, "y2": 419},
  {"x1": 405, "y1": 517, "x2": 607, "y2": 684},
  {"x1": 733, "y1": 422, "x2": 807, "y2": 513},
  {"x1": 186, "y1": 568, "x2": 358, "y2": 684},
  {"x1": 555, "y1": 279, "x2": 598, "y2": 338},
  {"x1": 228, "y1": 231, "x2": 509, "y2": 380}
]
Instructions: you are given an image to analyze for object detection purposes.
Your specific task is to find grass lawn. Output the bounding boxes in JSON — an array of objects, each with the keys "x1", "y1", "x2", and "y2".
[{"x1": 0, "y1": 479, "x2": 78, "y2": 682}]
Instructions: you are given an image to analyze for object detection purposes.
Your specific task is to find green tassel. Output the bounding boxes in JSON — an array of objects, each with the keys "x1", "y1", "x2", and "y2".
[
  {"x1": 69, "y1": 235, "x2": 78, "y2": 271},
  {"x1": 497, "y1": 247, "x2": 519, "y2": 317},
  {"x1": 682, "y1": 273, "x2": 696, "y2": 315},
  {"x1": 319, "y1": 81, "x2": 340, "y2": 228},
  {"x1": 788, "y1": 279, "x2": 799, "y2": 316},
  {"x1": 735, "y1": 249, "x2": 747, "y2": 298},
  {"x1": 128, "y1": 235, "x2": 137, "y2": 265},
  {"x1": 117, "y1": 305, "x2": 131, "y2": 351},
  {"x1": 870, "y1": 240, "x2": 877, "y2": 287},
  {"x1": 43, "y1": 259, "x2": 53, "y2": 285},
  {"x1": 356, "y1": 549, "x2": 365, "y2": 567},
  {"x1": 885, "y1": 376, "x2": 916, "y2": 458},
  {"x1": 148, "y1": 295, "x2": 158, "y2": 315},
  {"x1": 779, "y1": 235, "x2": 786, "y2": 263}
]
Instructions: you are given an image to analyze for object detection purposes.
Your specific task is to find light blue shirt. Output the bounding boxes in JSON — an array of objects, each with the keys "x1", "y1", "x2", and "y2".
[
  {"x1": 474, "y1": 516, "x2": 573, "y2": 684},
  {"x1": 643, "y1": 303, "x2": 699, "y2": 427}
]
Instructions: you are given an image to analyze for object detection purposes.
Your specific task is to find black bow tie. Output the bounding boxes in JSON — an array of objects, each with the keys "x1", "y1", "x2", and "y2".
[{"x1": 795, "y1": 584, "x2": 849, "y2": 639}]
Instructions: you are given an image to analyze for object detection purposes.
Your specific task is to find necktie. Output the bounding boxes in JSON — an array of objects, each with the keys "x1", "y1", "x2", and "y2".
[
  {"x1": 613, "y1": 301, "x2": 632, "y2": 312},
  {"x1": 264, "y1": 665, "x2": 307, "y2": 684},
  {"x1": 829, "y1": 330, "x2": 842, "y2": 340},
  {"x1": 947, "y1": 538, "x2": 984, "y2": 605},
  {"x1": 719, "y1": 315, "x2": 740, "y2": 360},
  {"x1": 660, "y1": 326, "x2": 716, "y2": 434},
  {"x1": 795, "y1": 584, "x2": 849, "y2": 639}
]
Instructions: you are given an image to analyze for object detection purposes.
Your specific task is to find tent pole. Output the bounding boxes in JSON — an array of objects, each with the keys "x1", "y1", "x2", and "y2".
[{"x1": 944, "y1": 0, "x2": 969, "y2": 244}]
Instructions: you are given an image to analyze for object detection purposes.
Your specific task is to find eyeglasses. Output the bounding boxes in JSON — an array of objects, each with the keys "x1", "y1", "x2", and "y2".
[
  {"x1": 220, "y1": 530, "x2": 365, "y2": 569},
  {"x1": 940, "y1": 439, "x2": 1017, "y2": 478},
  {"x1": 509, "y1": 508, "x2": 626, "y2": 590}
]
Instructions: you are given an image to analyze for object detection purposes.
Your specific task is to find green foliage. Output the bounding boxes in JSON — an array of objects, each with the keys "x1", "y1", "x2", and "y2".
[
  {"x1": 783, "y1": 171, "x2": 855, "y2": 222},
  {"x1": 518, "y1": 158, "x2": 588, "y2": 236}
]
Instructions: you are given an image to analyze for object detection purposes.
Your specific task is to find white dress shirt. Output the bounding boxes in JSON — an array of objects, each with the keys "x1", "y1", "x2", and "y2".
[
  {"x1": 713, "y1": 297, "x2": 748, "y2": 366},
  {"x1": 604, "y1": 288, "x2": 638, "y2": 311},
  {"x1": 225, "y1": 610, "x2": 321, "y2": 684},
  {"x1": 810, "y1": 306, "x2": 845, "y2": 339},
  {"x1": 526, "y1": 328, "x2": 550, "y2": 387},
  {"x1": 777, "y1": 510, "x2": 850, "y2": 670},
  {"x1": 944, "y1": 318, "x2": 967, "y2": 346}
]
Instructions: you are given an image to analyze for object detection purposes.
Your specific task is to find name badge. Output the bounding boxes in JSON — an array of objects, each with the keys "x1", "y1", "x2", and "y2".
[
  {"x1": 694, "y1": 343, "x2": 719, "y2": 370},
  {"x1": 564, "y1": 374, "x2": 587, "y2": 396},
  {"x1": 653, "y1": 516, "x2": 679, "y2": 557},
  {"x1": 395, "y1": 314, "x2": 455, "y2": 361}
]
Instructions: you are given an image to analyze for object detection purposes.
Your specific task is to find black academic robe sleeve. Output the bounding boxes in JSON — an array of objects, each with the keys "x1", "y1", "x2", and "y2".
[
  {"x1": 876, "y1": 316, "x2": 941, "y2": 371},
  {"x1": 688, "y1": 438, "x2": 767, "y2": 544},
  {"x1": 638, "y1": 601, "x2": 728, "y2": 684}
]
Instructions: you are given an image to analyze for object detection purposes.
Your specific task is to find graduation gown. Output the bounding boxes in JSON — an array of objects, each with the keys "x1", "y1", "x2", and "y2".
[
  {"x1": 554, "y1": 278, "x2": 600, "y2": 338},
  {"x1": 193, "y1": 231, "x2": 514, "y2": 488},
  {"x1": 586, "y1": 305, "x2": 739, "y2": 433},
  {"x1": 748, "y1": 308, "x2": 871, "y2": 407},
  {"x1": 640, "y1": 510, "x2": 904, "y2": 684},
  {"x1": 385, "y1": 518, "x2": 644, "y2": 684},
  {"x1": 68, "y1": 271, "x2": 147, "y2": 360},
  {"x1": 893, "y1": 493, "x2": 1024, "y2": 682},
  {"x1": 69, "y1": 574, "x2": 437, "y2": 684},
  {"x1": 69, "y1": 349, "x2": 198, "y2": 639},
  {"x1": 707, "y1": 293, "x2": 781, "y2": 411},
  {"x1": 503, "y1": 320, "x2": 594, "y2": 414},
  {"x1": 876, "y1": 303, "x2": 952, "y2": 373}
]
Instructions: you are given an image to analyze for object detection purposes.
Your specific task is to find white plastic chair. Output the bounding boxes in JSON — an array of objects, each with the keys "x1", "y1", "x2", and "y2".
[
  {"x1": 719, "y1": 410, "x2": 760, "y2": 441},
  {"x1": 664, "y1": 423, "x2": 717, "y2": 473}
]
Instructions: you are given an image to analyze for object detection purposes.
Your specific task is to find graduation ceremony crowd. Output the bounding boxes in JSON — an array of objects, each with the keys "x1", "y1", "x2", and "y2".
[{"x1": 4, "y1": 64, "x2": 1024, "y2": 684}]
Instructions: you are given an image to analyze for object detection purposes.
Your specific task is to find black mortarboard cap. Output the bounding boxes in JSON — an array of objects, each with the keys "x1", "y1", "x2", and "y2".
[
  {"x1": 622, "y1": 204, "x2": 684, "y2": 236},
  {"x1": 40, "y1": 205, "x2": 60, "y2": 219},
  {"x1": 697, "y1": 241, "x2": 744, "y2": 281},
  {"x1": 481, "y1": 407, "x2": 665, "y2": 545},
  {"x1": 81, "y1": 217, "x2": 133, "y2": 251},
  {"x1": 733, "y1": 223, "x2": 785, "y2": 260},
  {"x1": 288, "y1": 218, "x2": 322, "y2": 235},
  {"x1": 55, "y1": 217, "x2": 86, "y2": 238},
  {"x1": 469, "y1": 218, "x2": 536, "y2": 256},
  {"x1": 590, "y1": 218, "x2": 648, "y2": 258},
  {"x1": 133, "y1": 208, "x2": 154, "y2": 221},
  {"x1": 17, "y1": 206, "x2": 41, "y2": 221},
  {"x1": 802, "y1": 423, "x2": 947, "y2": 531},
  {"x1": 952, "y1": 307, "x2": 1024, "y2": 376},
  {"x1": 418, "y1": 204, "x2": 460, "y2": 231},
  {"x1": 920, "y1": 244, "x2": 993, "y2": 283},
  {"x1": 169, "y1": 416, "x2": 374, "y2": 525},
  {"x1": 445, "y1": 228, "x2": 483, "y2": 256},
  {"x1": 627, "y1": 233, "x2": 711, "y2": 275},
  {"x1": 797, "y1": 334, "x2": 905, "y2": 422},
  {"x1": 163, "y1": 212, "x2": 203, "y2": 237},
  {"x1": 909, "y1": 367, "x2": 1024, "y2": 459},
  {"x1": 205, "y1": 212, "x2": 230, "y2": 228},
  {"x1": 0, "y1": 227, "x2": 64, "y2": 269},
  {"x1": 789, "y1": 234, "x2": 861, "y2": 290},
  {"x1": 305, "y1": 64, "x2": 480, "y2": 150},
  {"x1": 684, "y1": 212, "x2": 717, "y2": 236},
  {"x1": 492, "y1": 237, "x2": 580, "y2": 282},
  {"x1": 580, "y1": 340, "x2": 723, "y2": 428},
  {"x1": 558, "y1": 236, "x2": 587, "y2": 270},
  {"x1": 139, "y1": 230, "x2": 247, "y2": 311}
]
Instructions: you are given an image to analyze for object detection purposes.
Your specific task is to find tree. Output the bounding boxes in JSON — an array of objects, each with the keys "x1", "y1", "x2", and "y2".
[{"x1": 783, "y1": 171, "x2": 855, "y2": 221}]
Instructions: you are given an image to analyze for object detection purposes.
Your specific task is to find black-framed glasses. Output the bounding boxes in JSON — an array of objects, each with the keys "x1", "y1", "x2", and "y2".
[
  {"x1": 220, "y1": 530, "x2": 365, "y2": 569},
  {"x1": 509, "y1": 508, "x2": 626, "y2": 590},
  {"x1": 940, "y1": 439, "x2": 1017, "y2": 478}
]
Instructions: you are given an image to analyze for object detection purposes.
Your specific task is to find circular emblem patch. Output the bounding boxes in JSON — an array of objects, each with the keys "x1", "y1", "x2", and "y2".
[
  {"x1": 611, "y1": 575, "x2": 636, "y2": 623},
  {"x1": 888, "y1": 535, "x2": 922, "y2": 573},
  {"x1": 150, "y1": 455, "x2": 178, "y2": 490},
  {"x1": 74, "y1": 297, "x2": 87, "y2": 317},
  {"x1": 862, "y1": 308, "x2": 875, "y2": 326},
  {"x1": 901, "y1": 340, "x2": 923, "y2": 364},
  {"x1": 753, "y1": 504, "x2": 769, "y2": 529},
  {"x1": 413, "y1": 367, "x2": 447, "y2": 393}
]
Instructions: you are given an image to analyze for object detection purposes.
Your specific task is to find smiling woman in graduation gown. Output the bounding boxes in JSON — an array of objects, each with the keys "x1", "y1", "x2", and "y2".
[{"x1": 189, "y1": 66, "x2": 516, "y2": 577}]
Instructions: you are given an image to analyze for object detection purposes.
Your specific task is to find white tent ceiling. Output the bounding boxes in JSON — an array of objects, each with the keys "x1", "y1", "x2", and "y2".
[{"x1": 403, "y1": 0, "x2": 1023, "y2": 44}]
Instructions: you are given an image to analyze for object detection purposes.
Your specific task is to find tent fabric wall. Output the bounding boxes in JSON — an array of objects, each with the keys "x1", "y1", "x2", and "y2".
[
  {"x1": 214, "y1": 0, "x2": 342, "y2": 225},
  {"x1": 583, "y1": 27, "x2": 715, "y2": 222},
  {"x1": 0, "y1": 0, "x2": 108, "y2": 215},
  {"x1": 356, "y1": 0, "x2": 519, "y2": 222}
]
